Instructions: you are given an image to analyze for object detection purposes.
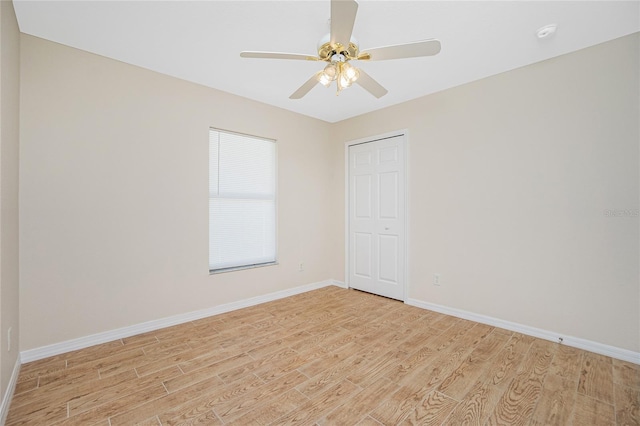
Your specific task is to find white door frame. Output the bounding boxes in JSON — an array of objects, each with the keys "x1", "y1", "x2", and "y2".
[{"x1": 344, "y1": 129, "x2": 410, "y2": 301}]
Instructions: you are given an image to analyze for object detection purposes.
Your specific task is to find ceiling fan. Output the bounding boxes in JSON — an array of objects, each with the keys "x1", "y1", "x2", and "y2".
[{"x1": 240, "y1": 0, "x2": 441, "y2": 100}]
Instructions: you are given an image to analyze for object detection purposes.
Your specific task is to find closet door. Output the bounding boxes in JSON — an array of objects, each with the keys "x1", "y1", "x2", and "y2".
[{"x1": 348, "y1": 135, "x2": 405, "y2": 300}]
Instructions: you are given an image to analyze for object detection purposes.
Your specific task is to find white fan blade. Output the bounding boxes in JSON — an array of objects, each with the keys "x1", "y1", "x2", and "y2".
[
  {"x1": 240, "y1": 51, "x2": 319, "y2": 61},
  {"x1": 355, "y1": 69, "x2": 388, "y2": 98},
  {"x1": 290, "y1": 73, "x2": 321, "y2": 99},
  {"x1": 359, "y1": 39, "x2": 441, "y2": 61},
  {"x1": 331, "y1": 0, "x2": 358, "y2": 47}
]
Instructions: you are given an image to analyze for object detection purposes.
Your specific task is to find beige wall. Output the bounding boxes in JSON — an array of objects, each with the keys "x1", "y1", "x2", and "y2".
[
  {"x1": 19, "y1": 30, "x2": 639, "y2": 354},
  {"x1": 19, "y1": 35, "x2": 336, "y2": 350},
  {"x1": 332, "y1": 33, "x2": 640, "y2": 352},
  {"x1": 0, "y1": 0, "x2": 21, "y2": 402}
]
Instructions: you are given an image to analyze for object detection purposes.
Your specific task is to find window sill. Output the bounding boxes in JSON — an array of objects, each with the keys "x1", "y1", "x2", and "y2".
[{"x1": 209, "y1": 261, "x2": 278, "y2": 275}]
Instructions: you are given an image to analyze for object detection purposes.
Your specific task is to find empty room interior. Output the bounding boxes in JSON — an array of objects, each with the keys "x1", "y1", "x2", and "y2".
[{"x1": 0, "y1": 0, "x2": 639, "y2": 424}]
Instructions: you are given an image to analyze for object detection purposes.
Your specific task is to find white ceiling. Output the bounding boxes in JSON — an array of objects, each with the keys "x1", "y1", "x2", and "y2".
[{"x1": 13, "y1": 1, "x2": 640, "y2": 123}]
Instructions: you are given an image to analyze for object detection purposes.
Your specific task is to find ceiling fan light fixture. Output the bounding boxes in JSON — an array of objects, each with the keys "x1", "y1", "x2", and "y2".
[
  {"x1": 339, "y1": 73, "x2": 352, "y2": 88},
  {"x1": 342, "y1": 62, "x2": 359, "y2": 83},
  {"x1": 317, "y1": 72, "x2": 333, "y2": 87},
  {"x1": 323, "y1": 63, "x2": 338, "y2": 81},
  {"x1": 329, "y1": 61, "x2": 360, "y2": 94}
]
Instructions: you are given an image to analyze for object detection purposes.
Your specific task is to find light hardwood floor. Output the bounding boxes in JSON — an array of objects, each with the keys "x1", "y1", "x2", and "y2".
[{"x1": 7, "y1": 286, "x2": 640, "y2": 425}]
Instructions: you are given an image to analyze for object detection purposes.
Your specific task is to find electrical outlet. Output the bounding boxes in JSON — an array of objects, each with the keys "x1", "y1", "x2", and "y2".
[
  {"x1": 7, "y1": 327, "x2": 11, "y2": 352},
  {"x1": 298, "y1": 262, "x2": 304, "y2": 272},
  {"x1": 433, "y1": 274, "x2": 441, "y2": 286}
]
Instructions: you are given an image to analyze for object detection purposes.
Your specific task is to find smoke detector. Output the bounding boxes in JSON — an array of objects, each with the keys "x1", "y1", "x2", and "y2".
[{"x1": 536, "y1": 24, "x2": 557, "y2": 39}]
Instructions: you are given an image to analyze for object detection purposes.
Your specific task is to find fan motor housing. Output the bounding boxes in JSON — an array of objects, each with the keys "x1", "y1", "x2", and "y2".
[
  {"x1": 317, "y1": 34, "x2": 359, "y2": 61},
  {"x1": 318, "y1": 42, "x2": 359, "y2": 61}
]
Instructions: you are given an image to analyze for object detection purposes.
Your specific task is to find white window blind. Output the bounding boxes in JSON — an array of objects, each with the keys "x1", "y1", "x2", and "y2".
[{"x1": 209, "y1": 129, "x2": 276, "y2": 272}]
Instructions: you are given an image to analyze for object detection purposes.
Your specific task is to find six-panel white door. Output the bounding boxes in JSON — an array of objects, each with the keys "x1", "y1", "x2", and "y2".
[{"x1": 348, "y1": 135, "x2": 405, "y2": 300}]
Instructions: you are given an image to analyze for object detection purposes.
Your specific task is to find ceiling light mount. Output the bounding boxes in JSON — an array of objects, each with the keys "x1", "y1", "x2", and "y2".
[{"x1": 536, "y1": 24, "x2": 557, "y2": 39}]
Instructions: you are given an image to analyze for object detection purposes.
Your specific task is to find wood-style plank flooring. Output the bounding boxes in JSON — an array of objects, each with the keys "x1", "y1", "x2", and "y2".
[{"x1": 7, "y1": 286, "x2": 640, "y2": 425}]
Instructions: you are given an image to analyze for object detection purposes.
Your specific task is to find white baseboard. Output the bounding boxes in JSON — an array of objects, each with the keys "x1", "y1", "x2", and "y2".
[
  {"x1": 0, "y1": 355, "x2": 21, "y2": 424},
  {"x1": 21, "y1": 279, "x2": 343, "y2": 363},
  {"x1": 406, "y1": 298, "x2": 640, "y2": 365},
  {"x1": 332, "y1": 280, "x2": 347, "y2": 289}
]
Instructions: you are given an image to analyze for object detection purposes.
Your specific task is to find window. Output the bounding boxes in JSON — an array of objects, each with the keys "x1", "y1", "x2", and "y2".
[{"x1": 209, "y1": 129, "x2": 276, "y2": 272}]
